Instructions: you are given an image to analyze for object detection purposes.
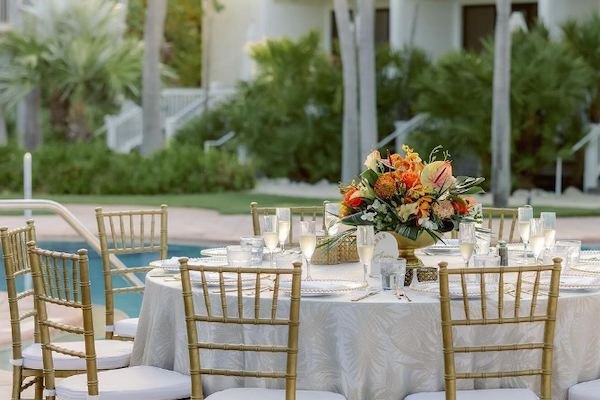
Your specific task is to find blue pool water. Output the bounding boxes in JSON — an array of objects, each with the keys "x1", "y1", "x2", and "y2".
[{"x1": 0, "y1": 241, "x2": 211, "y2": 318}]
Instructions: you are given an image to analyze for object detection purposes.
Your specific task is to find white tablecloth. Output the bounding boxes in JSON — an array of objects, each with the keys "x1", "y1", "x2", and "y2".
[{"x1": 131, "y1": 253, "x2": 600, "y2": 400}]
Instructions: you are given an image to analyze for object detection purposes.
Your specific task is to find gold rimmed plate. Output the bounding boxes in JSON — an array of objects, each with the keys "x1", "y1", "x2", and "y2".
[
  {"x1": 201, "y1": 247, "x2": 282, "y2": 258},
  {"x1": 523, "y1": 273, "x2": 600, "y2": 291},
  {"x1": 149, "y1": 257, "x2": 227, "y2": 272},
  {"x1": 275, "y1": 279, "x2": 367, "y2": 297},
  {"x1": 173, "y1": 271, "x2": 264, "y2": 287},
  {"x1": 410, "y1": 280, "x2": 499, "y2": 299}
]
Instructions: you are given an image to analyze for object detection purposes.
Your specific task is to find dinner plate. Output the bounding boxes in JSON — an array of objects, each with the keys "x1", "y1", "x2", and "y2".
[
  {"x1": 201, "y1": 247, "x2": 282, "y2": 257},
  {"x1": 149, "y1": 257, "x2": 227, "y2": 272},
  {"x1": 580, "y1": 251, "x2": 600, "y2": 264},
  {"x1": 174, "y1": 270, "x2": 261, "y2": 287},
  {"x1": 423, "y1": 239, "x2": 460, "y2": 255},
  {"x1": 275, "y1": 279, "x2": 367, "y2": 297},
  {"x1": 410, "y1": 280, "x2": 499, "y2": 298},
  {"x1": 569, "y1": 263, "x2": 600, "y2": 275},
  {"x1": 522, "y1": 273, "x2": 600, "y2": 291}
]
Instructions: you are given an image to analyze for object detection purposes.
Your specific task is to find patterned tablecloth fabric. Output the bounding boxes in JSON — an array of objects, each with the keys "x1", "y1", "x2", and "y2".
[{"x1": 131, "y1": 253, "x2": 600, "y2": 400}]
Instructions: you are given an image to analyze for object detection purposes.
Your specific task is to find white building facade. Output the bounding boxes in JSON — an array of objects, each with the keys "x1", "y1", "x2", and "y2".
[{"x1": 207, "y1": 0, "x2": 600, "y2": 87}]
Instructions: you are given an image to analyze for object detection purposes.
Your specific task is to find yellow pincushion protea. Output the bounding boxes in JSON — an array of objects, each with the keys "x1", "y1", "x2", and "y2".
[{"x1": 374, "y1": 172, "x2": 397, "y2": 199}]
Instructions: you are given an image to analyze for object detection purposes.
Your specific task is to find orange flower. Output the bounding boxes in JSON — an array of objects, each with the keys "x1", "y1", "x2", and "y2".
[
  {"x1": 344, "y1": 188, "x2": 363, "y2": 208},
  {"x1": 406, "y1": 184, "x2": 426, "y2": 200},
  {"x1": 400, "y1": 170, "x2": 420, "y2": 189},
  {"x1": 416, "y1": 196, "x2": 433, "y2": 220},
  {"x1": 374, "y1": 173, "x2": 398, "y2": 199},
  {"x1": 452, "y1": 197, "x2": 469, "y2": 214},
  {"x1": 339, "y1": 203, "x2": 352, "y2": 217}
]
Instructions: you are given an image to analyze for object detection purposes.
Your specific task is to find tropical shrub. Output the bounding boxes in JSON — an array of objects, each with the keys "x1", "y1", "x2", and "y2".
[
  {"x1": 413, "y1": 25, "x2": 593, "y2": 188},
  {"x1": 0, "y1": 141, "x2": 254, "y2": 195},
  {"x1": 0, "y1": 0, "x2": 144, "y2": 142}
]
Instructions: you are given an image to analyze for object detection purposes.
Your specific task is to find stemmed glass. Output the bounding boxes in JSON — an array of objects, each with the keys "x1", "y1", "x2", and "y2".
[
  {"x1": 276, "y1": 208, "x2": 291, "y2": 252},
  {"x1": 261, "y1": 215, "x2": 279, "y2": 267},
  {"x1": 357, "y1": 225, "x2": 375, "y2": 291},
  {"x1": 541, "y1": 212, "x2": 556, "y2": 250},
  {"x1": 299, "y1": 221, "x2": 317, "y2": 280},
  {"x1": 517, "y1": 206, "x2": 533, "y2": 264},
  {"x1": 459, "y1": 222, "x2": 476, "y2": 268},
  {"x1": 325, "y1": 202, "x2": 341, "y2": 235},
  {"x1": 529, "y1": 218, "x2": 545, "y2": 264}
]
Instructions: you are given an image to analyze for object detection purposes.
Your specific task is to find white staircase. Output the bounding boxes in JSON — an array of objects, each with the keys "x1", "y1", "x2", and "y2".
[{"x1": 104, "y1": 85, "x2": 235, "y2": 153}]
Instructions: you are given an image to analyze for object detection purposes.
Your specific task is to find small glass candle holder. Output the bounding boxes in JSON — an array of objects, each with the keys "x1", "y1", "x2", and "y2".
[
  {"x1": 474, "y1": 254, "x2": 500, "y2": 285},
  {"x1": 226, "y1": 245, "x2": 252, "y2": 267},
  {"x1": 240, "y1": 236, "x2": 264, "y2": 266},
  {"x1": 555, "y1": 240, "x2": 581, "y2": 270}
]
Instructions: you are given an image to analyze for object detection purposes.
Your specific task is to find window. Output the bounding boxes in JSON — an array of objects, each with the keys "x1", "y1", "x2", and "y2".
[
  {"x1": 463, "y1": 3, "x2": 537, "y2": 52},
  {"x1": 331, "y1": 8, "x2": 390, "y2": 51}
]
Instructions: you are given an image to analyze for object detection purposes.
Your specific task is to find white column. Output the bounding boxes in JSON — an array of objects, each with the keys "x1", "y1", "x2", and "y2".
[
  {"x1": 537, "y1": 0, "x2": 559, "y2": 38},
  {"x1": 389, "y1": 0, "x2": 404, "y2": 50}
]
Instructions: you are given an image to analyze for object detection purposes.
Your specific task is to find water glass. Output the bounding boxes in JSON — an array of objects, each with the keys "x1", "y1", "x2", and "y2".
[
  {"x1": 380, "y1": 258, "x2": 406, "y2": 291},
  {"x1": 474, "y1": 254, "x2": 501, "y2": 285},
  {"x1": 555, "y1": 240, "x2": 581, "y2": 269},
  {"x1": 226, "y1": 245, "x2": 252, "y2": 267},
  {"x1": 542, "y1": 247, "x2": 569, "y2": 272},
  {"x1": 240, "y1": 236, "x2": 264, "y2": 266},
  {"x1": 475, "y1": 228, "x2": 492, "y2": 255},
  {"x1": 275, "y1": 252, "x2": 303, "y2": 268}
]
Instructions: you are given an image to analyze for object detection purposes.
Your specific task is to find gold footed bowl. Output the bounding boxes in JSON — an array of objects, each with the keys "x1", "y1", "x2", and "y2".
[{"x1": 387, "y1": 231, "x2": 438, "y2": 285}]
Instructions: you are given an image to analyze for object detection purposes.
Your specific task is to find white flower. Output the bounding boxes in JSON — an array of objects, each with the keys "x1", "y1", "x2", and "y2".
[
  {"x1": 364, "y1": 150, "x2": 381, "y2": 171},
  {"x1": 418, "y1": 217, "x2": 437, "y2": 230}
]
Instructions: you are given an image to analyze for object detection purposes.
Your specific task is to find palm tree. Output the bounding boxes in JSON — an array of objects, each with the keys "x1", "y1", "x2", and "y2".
[
  {"x1": 0, "y1": 106, "x2": 7, "y2": 145},
  {"x1": 0, "y1": 0, "x2": 144, "y2": 143},
  {"x1": 141, "y1": 0, "x2": 169, "y2": 155},
  {"x1": 334, "y1": 0, "x2": 360, "y2": 182},
  {"x1": 357, "y1": 0, "x2": 378, "y2": 164},
  {"x1": 491, "y1": 0, "x2": 511, "y2": 207}
]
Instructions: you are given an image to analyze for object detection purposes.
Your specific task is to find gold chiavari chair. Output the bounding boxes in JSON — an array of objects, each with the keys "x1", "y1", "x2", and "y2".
[
  {"x1": 95, "y1": 205, "x2": 168, "y2": 341},
  {"x1": 1, "y1": 221, "x2": 44, "y2": 400},
  {"x1": 482, "y1": 207, "x2": 518, "y2": 244},
  {"x1": 27, "y1": 242, "x2": 191, "y2": 400},
  {"x1": 178, "y1": 258, "x2": 347, "y2": 400},
  {"x1": 250, "y1": 202, "x2": 329, "y2": 246},
  {"x1": 406, "y1": 259, "x2": 562, "y2": 400}
]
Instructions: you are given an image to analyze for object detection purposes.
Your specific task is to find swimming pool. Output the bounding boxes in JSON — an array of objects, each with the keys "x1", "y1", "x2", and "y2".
[{"x1": 0, "y1": 241, "x2": 211, "y2": 318}]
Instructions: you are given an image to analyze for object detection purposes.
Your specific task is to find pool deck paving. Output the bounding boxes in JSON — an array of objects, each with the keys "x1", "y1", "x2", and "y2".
[{"x1": 1, "y1": 202, "x2": 600, "y2": 396}]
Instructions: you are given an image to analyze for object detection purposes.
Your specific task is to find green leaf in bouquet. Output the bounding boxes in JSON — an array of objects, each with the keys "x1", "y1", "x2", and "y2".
[
  {"x1": 340, "y1": 211, "x2": 374, "y2": 226},
  {"x1": 395, "y1": 224, "x2": 421, "y2": 241},
  {"x1": 361, "y1": 169, "x2": 379, "y2": 187}
]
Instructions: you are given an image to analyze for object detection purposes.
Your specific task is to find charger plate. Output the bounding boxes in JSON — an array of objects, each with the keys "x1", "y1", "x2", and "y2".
[
  {"x1": 275, "y1": 279, "x2": 367, "y2": 297},
  {"x1": 522, "y1": 273, "x2": 600, "y2": 291},
  {"x1": 201, "y1": 247, "x2": 281, "y2": 257},
  {"x1": 150, "y1": 257, "x2": 227, "y2": 272},
  {"x1": 173, "y1": 270, "x2": 263, "y2": 287},
  {"x1": 410, "y1": 280, "x2": 499, "y2": 299},
  {"x1": 423, "y1": 239, "x2": 460, "y2": 255},
  {"x1": 580, "y1": 251, "x2": 600, "y2": 264}
]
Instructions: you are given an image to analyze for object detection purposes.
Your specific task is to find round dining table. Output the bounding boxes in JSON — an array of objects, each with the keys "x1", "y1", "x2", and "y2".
[{"x1": 130, "y1": 251, "x2": 600, "y2": 400}]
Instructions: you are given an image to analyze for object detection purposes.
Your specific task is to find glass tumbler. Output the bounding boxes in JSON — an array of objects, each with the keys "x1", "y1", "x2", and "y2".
[
  {"x1": 555, "y1": 240, "x2": 581, "y2": 270},
  {"x1": 474, "y1": 254, "x2": 501, "y2": 285},
  {"x1": 226, "y1": 245, "x2": 252, "y2": 267},
  {"x1": 240, "y1": 236, "x2": 264, "y2": 266},
  {"x1": 380, "y1": 258, "x2": 407, "y2": 291}
]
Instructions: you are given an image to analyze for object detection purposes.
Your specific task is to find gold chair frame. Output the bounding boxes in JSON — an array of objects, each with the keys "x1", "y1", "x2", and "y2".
[
  {"x1": 27, "y1": 243, "x2": 100, "y2": 400},
  {"x1": 1, "y1": 221, "x2": 44, "y2": 400},
  {"x1": 482, "y1": 207, "x2": 518, "y2": 243},
  {"x1": 250, "y1": 201, "x2": 329, "y2": 246},
  {"x1": 437, "y1": 259, "x2": 562, "y2": 400},
  {"x1": 179, "y1": 258, "x2": 303, "y2": 400},
  {"x1": 95, "y1": 205, "x2": 168, "y2": 340}
]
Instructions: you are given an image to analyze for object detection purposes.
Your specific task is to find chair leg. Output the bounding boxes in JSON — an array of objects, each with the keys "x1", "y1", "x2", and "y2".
[
  {"x1": 11, "y1": 366, "x2": 22, "y2": 400},
  {"x1": 34, "y1": 376, "x2": 44, "y2": 400}
]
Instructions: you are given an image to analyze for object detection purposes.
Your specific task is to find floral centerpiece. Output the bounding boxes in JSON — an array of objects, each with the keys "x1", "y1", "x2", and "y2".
[{"x1": 331, "y1": 145, "x2": 485, "y2": 269}]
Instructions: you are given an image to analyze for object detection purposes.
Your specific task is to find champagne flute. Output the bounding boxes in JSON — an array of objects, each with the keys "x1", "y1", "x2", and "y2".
[
  {"x1": 529, "y1": 218, "x2": 545, "y2": 264},
  {"x1": 261, "y1": 215, "x2": 279, "y2": 268},
  {"x1": 357, "y1": 225, "x2": 375, "y2": 290},
  {"x1": 325, "y1": 202, "x2": 341, "y2": 235},
  {"x1": 541, "y1": 212, "x2": 556, "y2": 250},
  {"x1": 276, "y1": 208, "x2": 291, "y2": 252},
  {"x1": 518, "y1": 205, "x2": 533, "y2": 264},
  {"x1": 300, "y1": 221, "x2": 317, "y2": 280},
  {"x1": 459, "y1": 222, "x2": 476, "y2": 268}
]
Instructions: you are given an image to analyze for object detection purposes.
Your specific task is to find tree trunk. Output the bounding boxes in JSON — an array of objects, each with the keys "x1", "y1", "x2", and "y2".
[
  {"x1": 49, "y1": 93, "x2": 70, "y2": 131},
  {"x1": 23, "y1": 87, "x2": 41, "y2": 151},
  {"x1": 201, "y1": 0, "x2": 213, "y2": 113},
  {"x1": 357, "y1": 0, "x2": 378, "y2": 163},
  {"x1": 0, "y1": 107, "x2": 7, "y2": 146},
  {"x1": 334, "y1": 0, "x2": 360, "y2": 182},
  {"x1": 491, "y1": 0, "x2": 511, "y2": 207},
  {"x1": 66, "y1": 102, "x2": 91, "y2": 142},
  {"x1": 141, "y1": 0, "x2": 169, "y2": 156}
]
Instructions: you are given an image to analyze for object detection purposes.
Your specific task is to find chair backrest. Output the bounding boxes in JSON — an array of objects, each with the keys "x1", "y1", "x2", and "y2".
[
  {"x1": 179, "y1": 258, "x2": 303, "y2": 400},
  {"x1": 0, "y1": 221, "x2": 39, "y2": 367},
  {"x1": 27, "y1": 242, "x2": 98, "y2": 399},
  {"x1": 437, "y1": 259, "x2": 562, "y2": 400},
  {"x1": 250, "y1": 201, "x2": 328, "y2": 245},
  {"x1": 482, "y1": 207, "x2": 518, "y2": 243},
  {"x1": 95, "y1": 205, "x2": 168, "y2": 339}
]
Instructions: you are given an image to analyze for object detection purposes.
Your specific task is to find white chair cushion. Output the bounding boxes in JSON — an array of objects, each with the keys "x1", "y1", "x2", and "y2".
[
  {"x1": 569, "y1": 379, "x2": 600, "y2": 400},
  {"x1": 56, "y1": 365, "x2": 191, "y2": 400},
  {"x1": 114, "y1": 318, "x2": 139, "y2": 338},
  {"x1": 405, "y1": 388, "x2": 539, "y2": 400},
  {"x1": 206, "y1": 388, "x2": 347, "y2": 400},
  {"x1": 22, "y1": 340, "x2": 133, "y2": 370}
]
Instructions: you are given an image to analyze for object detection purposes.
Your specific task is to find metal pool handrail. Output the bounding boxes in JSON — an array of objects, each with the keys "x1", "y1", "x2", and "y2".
[{"x1": 0, "y1": 199, "x2": 143, "y2": 287}]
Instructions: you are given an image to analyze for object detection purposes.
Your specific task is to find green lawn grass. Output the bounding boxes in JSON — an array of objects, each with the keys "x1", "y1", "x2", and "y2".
[{"x1": 1, "y1": 193, "x2": 600, "y2": 217}]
